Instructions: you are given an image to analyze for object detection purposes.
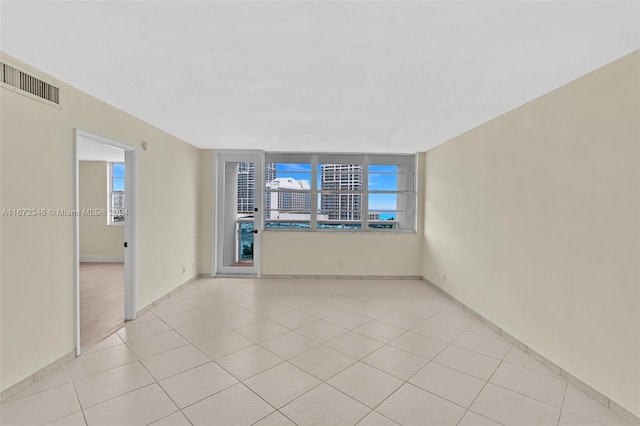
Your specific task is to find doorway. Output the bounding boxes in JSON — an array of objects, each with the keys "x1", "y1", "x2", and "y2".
[
  {"x1": 74, "y1": 130, "x2": 137, "y2": 354},
  {"x1": 214, "y1": 151, "x2": 264, "y2": 276}
]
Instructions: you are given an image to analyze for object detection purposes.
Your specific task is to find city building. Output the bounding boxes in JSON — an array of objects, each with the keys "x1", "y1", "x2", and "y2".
[
  {"x1": 237, "y1": 162, "x2": 276, "y2": 214},
  {"x1": 320, "y1": 164, "x2": 362, "y2": 221},
  {"x1": 265, "y1": 177, "x2": 311, "y2": 219}
]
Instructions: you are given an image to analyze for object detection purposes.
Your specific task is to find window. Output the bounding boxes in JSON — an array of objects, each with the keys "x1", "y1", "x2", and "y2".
[
  {"x1": 367, "y1": 155, "x2": 415, "y2": 230},
  {"x1": 264, "y1": 153, "x2": 416, "y2": 231},
  {"x1": 109, "y1": 162, "x2": 125, "y2": 225},
  {"x1": 264, "y1": 154, "x2": 312, "y2": 229}
]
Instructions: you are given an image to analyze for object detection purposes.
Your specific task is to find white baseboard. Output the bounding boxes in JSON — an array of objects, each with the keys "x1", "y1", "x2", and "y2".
[
  {"x1": 261, "y1": 274, "x2": 422, "y2": 280},
  {"x1": 136, "y1": 274, "x2": 199, "y2": 317},
  {"x1": 80, "y1": 255, "x2": 124, "y2": 263}
]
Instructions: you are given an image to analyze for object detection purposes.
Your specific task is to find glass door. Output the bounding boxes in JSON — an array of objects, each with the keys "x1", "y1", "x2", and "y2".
[{"x1": 215, "y1": 152, "x2": 263, "y2": 275}]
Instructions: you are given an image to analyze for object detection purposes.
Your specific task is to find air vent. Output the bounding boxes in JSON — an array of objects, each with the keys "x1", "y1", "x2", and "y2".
[{"x1": 0, "y1": 61, "x2": 60, "y2": 106}]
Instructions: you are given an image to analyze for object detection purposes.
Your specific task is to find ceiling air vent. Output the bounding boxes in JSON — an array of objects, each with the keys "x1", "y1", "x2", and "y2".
[{"x1": 0, "y1": 61, "x2": 60, "y2": 107}]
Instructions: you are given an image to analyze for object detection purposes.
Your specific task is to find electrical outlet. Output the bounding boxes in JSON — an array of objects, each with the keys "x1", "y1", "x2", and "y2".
[
  {"x1": 182, "y1": 266, "x2": 186, "y2": 273},
  {"x1": 443, "y1": 273, "x2": 447, "y2": 282}
]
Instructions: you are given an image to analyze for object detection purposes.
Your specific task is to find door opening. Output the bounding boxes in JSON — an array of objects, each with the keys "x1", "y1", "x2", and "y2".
[
  {"x1": 74, "y1": 130, "x2": 137, "y2": 354},
  {"x1": 214, "y1": 151, "x2": 263, "y2": 276}
]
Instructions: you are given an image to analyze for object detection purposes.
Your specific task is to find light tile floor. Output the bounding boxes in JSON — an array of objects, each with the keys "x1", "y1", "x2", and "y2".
[{"x1": 1, "y1": 278, "x2": 634, "y2": 426}]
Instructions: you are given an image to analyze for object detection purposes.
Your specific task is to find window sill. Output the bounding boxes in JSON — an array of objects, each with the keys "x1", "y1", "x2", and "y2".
[{"x1": 263, "y1": 228, "x2": 417, "y2": 235}]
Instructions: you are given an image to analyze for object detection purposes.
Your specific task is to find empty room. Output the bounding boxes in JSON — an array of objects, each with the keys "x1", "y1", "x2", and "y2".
[{"x1": 0, "y1": 1, "x2": 638, "y2": 426}]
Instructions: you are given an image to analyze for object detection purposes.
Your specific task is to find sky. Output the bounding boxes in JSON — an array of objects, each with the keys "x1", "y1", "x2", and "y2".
[
  {"x1": 273, "y1": 163, "x2": 400, "y2": 219},
  {"x1": 112, "y1": 163, "x2": 125, "y2": 191}
]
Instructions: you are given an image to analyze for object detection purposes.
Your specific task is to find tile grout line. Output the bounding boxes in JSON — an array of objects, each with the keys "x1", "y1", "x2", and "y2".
[
  {"x1": 236, "y1": 379, "x2": 294, "y2": 424},
  {"x1": 77, "y1": 379, "x2": 160, "y2": 415},
  {"x1": 149, "y1": 410, "x2": 194, "y2": 426},
  {"x1": 390, "y1": 343, "x2": 568, "y2": 421},
  {"x1": 473, "y1": 375, "x2": 567, "y2": 415},
  {"x1": 157, "y1": 361, "x2": 237, "y2": 413},
  {"x1": 69, "y1": 375, "x2": 90, "y2": 426},
  {"x1": 175, "y1": 332, "x2": 296, "y2": 418},
  {"x1": 456, "y1": 353, "x2": 507, "y2": 426},
  {"x1": 237, "y1": 332, "x2": 399, "y2": 424},
  {"x1": 324, "y1": 322, "x2": 463, "y2": 422},
  {"x1": 275, "y1": 284, "x2": 478, "y2": 420},
  {"x1": 377, "y1": 329, "x2": 484, "y2": 417},
  {"x1": 272, "y1": 408, "x2": 300, "y2": 426},
  {"x1": 126, "y1": 351, "x2": 186, "y2": 425},
  {"x1": 75, "y1": 332, "x2": 210, "y2": 416},
  {"x1": 557, "y1": 381, "x2": 570, "y2": 426}
]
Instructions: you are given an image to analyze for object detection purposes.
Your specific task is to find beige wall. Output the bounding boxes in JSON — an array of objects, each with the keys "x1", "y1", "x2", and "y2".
[
  {"x1": 421, "y1": 51, "x2": 640, "y2": 415},
  {"x1": 79, "y1": 161, "x2": 124, "y2": 258},
  {"x1": 0, "y1": 53, "x2": 200, "y2": 392},
  {"x1": 261, "y1": 231, "x2": 421, "y2": 276}
]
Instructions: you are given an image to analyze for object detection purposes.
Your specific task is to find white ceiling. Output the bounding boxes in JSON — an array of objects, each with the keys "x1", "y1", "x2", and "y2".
[{"x1": 1, "y1": 1, "x2": 638, "y2": 153}]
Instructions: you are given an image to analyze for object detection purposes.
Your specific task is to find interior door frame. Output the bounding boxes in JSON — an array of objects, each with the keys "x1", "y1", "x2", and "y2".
[
  {"x1": 213, "y1": 150, "x2": 264, "y2": 277},
  {"x1": 74, "y1": 129, "x2": 137, "y2": 355}
]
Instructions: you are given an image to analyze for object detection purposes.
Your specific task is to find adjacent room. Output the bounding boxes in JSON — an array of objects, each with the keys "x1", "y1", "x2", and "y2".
[
  {"x1": 77, "y1": 138, "x2": 127, "y2": 349},
  {"x1": 1, "y1": 1, "x2": 638, "y2": 425}
]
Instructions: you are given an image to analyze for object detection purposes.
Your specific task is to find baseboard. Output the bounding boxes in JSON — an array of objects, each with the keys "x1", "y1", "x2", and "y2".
[
  {"x1": 198, "y1": 273, "x2": 422, "y2": 281},
  {"x1": 215, "y1": 273, "x2": 258, "y2": 278},
  {"x1": 79, "y1": 255, "x2": 124, "y2": 263},
  {"x1": 420, "y1": 276, "x2": 640, "y2": 424},
  {"x1": 136, "y1": 274, "x2": 199, "y2": 317},
  {"x1": 261, "y1": 274, "x2": 422, "y2": 280},
  {"x1": 0, "y1": 350, "x2": 75, "y2": 403}
]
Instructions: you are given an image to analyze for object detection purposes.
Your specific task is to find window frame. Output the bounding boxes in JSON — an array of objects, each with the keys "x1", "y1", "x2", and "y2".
[
  {"x1": 108, "y1": 162, "x2": 125, "y2": 226},
  {"x1": 264, "y1": 153, "x2": 417, "y2": 232}
]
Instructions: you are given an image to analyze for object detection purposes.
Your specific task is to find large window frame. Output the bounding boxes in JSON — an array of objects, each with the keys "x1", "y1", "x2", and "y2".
[
  {"x1": 108, "y1": 162, "x2": 125, "y2": 226},
  {"x1": 264, "y1": 153, "x2": 416, "y2": 232}
]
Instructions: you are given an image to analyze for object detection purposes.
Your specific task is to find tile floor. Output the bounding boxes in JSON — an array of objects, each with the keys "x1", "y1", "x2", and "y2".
[{"x1": 1, "y1": 278, "x2": 634, "y2": 426}]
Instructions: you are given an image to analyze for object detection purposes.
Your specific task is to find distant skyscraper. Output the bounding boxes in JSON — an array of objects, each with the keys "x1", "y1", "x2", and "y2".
[
  {"x1": 265, "y1": 163, "x2": 277, "y2": 185},
  {"x1": 236, "y1": 162, "x2": 254, "y2": 214},
  {"x1": 237, "y1": 162, "x2": 276, "y2": 214},
  {"x1": 320, "y1": 164, "x2": 362, "y2": 221}
]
